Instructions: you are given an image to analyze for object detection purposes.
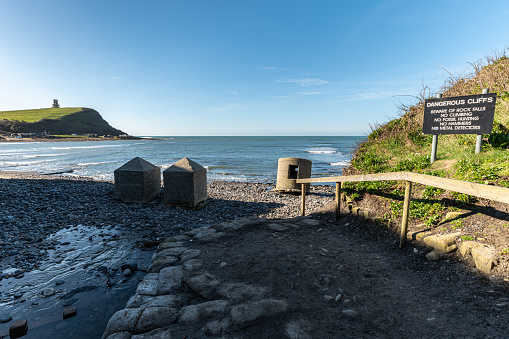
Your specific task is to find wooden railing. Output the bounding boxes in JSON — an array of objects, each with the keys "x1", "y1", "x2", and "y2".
[{"x1": 296, "y1": 172, "x2": 509, "y2": 248}]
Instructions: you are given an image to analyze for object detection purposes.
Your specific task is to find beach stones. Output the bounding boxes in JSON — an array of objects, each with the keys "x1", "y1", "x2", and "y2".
[
  {"x1": 114, "y1": 157, "x2": 161, "y2": 203},
  {"x1": 163, "y1": 157, "x2": 207, "y2": 208}
]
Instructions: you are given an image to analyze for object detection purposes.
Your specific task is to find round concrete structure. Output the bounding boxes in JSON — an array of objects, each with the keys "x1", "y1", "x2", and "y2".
[{"x1": 275, "y1": 157, "x2": 312, "y2": 193}]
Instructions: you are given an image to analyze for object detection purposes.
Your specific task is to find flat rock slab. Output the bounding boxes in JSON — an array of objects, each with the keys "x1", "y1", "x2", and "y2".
[
  {"x1": 103, "y1": 308, "x2": 143, "y2": 338},
  {"x1": 134, "y1": 307, "x2": 177, "y2": 334},
  {"x1": 230, "y1": 299, "x2": 288, "y2": 327},
  {"x1": 126, "y1": 294, "x2": 181, "y2": 309},
  {"x1": 179, "y1": 300, "x2": 229, "y2": 323},
  {"x1": 157, "y1": 266, "x2": 183, "y2": 295},
  {"x1": 268, "y1": 223, "x2": 289, "y2": 232},
  {"x1": 423, "y1": 232, "x2": 461, "y2": 253},
  {"x1": 185, "y1": 273, "x2": 220, "y2": 299}
]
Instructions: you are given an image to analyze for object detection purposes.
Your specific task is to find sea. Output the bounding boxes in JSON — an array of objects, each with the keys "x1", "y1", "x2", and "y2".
[{"x1": 0, "y1": 136, "x2": 363, "y2": 182}]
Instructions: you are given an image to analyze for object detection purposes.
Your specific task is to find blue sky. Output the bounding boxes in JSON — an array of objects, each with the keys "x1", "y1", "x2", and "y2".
[{"x1": 1, "y1": 1, "x2": 508, "y2": 136}]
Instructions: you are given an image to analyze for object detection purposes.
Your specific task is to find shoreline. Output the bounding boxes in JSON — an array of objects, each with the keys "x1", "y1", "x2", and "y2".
[
  {"x1": 0, "y1": 136, "x2": 156, "y2": 143},
  {"x1": 0, "y1": 170, "x2": 335, "y2": 274}
]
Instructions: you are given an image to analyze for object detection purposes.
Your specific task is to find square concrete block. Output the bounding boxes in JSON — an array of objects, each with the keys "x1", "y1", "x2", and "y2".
[
  {"x1": 114, "y1": 157, "x2": 161, "y2": 203},
  {"x1": 164, "y1": 157, "x2": 207, "y2": 207}
]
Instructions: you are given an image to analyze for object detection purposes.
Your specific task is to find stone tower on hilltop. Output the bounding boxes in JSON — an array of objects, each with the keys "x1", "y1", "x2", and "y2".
[{"x1": 52, "y1": 99, "x2": 60, "y2": 108}]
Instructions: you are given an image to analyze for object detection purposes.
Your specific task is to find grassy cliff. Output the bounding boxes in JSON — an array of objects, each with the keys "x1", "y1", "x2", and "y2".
[
  {"x1": 0, "y1": 107, "x2": 125, "y2": 136},
  {"x1": 344, "y1": 50, "x2": 509, "y2": 227}
]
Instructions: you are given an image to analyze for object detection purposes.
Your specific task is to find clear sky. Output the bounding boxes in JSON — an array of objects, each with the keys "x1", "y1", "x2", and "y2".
[{"x1": 1, "y1": 1, "x2": 508, "y2": 136}]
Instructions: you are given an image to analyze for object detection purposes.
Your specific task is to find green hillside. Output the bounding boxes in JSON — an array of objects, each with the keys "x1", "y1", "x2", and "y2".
[
  {"x1": 0, "y1": 107, "x2": 84, "y2": 123},
  {"x1": 343, "y1": 50, "x2": 509, "y2": 227},
  {"x1": 0, "y1": 107, "x2": 126, "y2": 136},
  {"x1": 347, "y1": 52, "x2": 509, "y2": 182}
]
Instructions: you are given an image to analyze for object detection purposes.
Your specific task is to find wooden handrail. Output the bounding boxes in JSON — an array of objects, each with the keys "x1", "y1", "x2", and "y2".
[{"x1": 296, "y1": 172, "x2": 509, "y2": 247}]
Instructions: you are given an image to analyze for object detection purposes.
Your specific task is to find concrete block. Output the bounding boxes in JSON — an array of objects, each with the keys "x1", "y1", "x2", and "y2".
[
  {"x1": 114, "y1": 157, "x2": 161, "y2": 203},
  {"x1": 163, "y1": 157, "x2": 207, "y2": 207},
  {"x1": 10, "y1": 319, "x2": 28, "y2": 338},
  {"x1": 275, "y1": 157, "x2": 312, "y2": 192}
]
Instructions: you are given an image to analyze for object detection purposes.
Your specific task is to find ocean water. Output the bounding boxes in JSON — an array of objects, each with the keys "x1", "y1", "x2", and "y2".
[{"x1": 0, "y1": 136, "x2": 363, "y2": 182}]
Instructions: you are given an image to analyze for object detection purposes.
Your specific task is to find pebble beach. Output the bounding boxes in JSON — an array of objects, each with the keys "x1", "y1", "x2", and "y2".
[
  {"x1": 0, "y1": 171, "x2": 335, "y2": 277},
  {"x1": 0, "y1": 171, "x2": 337, "y2": 338}
]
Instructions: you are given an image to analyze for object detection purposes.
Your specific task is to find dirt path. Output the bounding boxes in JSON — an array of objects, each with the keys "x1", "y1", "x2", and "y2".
[
  {"x1": 197, "y1": 211, "x2": 509, "y2": 338},
  {"x1": 104, "y1": 206, "x2": 509, "y2": 338}
]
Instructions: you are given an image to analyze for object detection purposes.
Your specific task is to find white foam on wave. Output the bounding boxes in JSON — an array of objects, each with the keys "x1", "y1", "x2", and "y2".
[
  {"x1": 330, "y1": 161, "x2": 349, "y2": 166},
  {"x1": 306, "y1": 147, "x2": 339, "y2": 154},
  {"x1": 76, "y1": 161, "x2": 117, "y2": 166},
  {"x1": 0, "y1": 160, "x2": 50, "y2": 166},
  {"x1": 22, "y1": 153, "x2": 66, "y2": 159},
  {"x1": 51, "y1": 144, "x2": 129, "y2": 150}
]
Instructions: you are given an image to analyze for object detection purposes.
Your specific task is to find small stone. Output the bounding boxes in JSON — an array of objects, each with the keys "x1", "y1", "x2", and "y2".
[
  {"x1": 426, "y1": 251, "x2": 441, "y2": 261},
  {"x1": 219, "y1": 262, "x2": 227, "y2": 268},
  {"x1": 0, "y1": 314, "x2": 12, "y2": 323},
  {"x1": 63, "y1": 307, "x2": 77, "y2": 319},
  {"x1": 341, "y1": 309, "x2": 358, "y2": 317},
  {"x1": 14, "y1": 292, "x2": 24, "y2": 299},
  {"x1": 324, "y1": 295, "x2": 334, "y2": 302},
  {"x1": 268, "y1": 223, "x2": 289, "y2": 232},
  {"x1": 42, "y1": 288, "x2": 55, "y2": 297},
  {"x1": 9, "y1": 319, "x2": 28, "y2": 337},
  {"x1": 6, "y1": 217, "x2": 15, "y2": 223},
  {"x1": 55, "y1": 280, "x2": 65, "y2": 286},
  {"x1": 413, "y1": 248, "x2": 419, "y2": 254},
  {"x1": 122, "y1": 269, "x2": 132, "y2": 277},
  {"x1": 335, "y1": 293, "x2": 343, "y2": 302},
  {"x1": 121, "y1": 262, "x2": 138, "y2": 272}
]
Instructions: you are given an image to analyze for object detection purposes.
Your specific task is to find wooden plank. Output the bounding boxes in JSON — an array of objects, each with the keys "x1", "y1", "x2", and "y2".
[
  {"x1": 407, "y1": 172, "x2": 509, "y2": 205},
  {"x1": 297, "y1": 171, "x2": 509, "y2": 206},
  {"x1": 301, "y1": 183, "x2": 306, "y2": 216},
  {"x1": 400, "y1": 181, "x2": 412, "y2": 248},
  {"x1": 296, "y1": 172, "x2": 407, "y2": 184},
  {"x1": 335, "y1": 182, "x2": 341, "y2": 220}
]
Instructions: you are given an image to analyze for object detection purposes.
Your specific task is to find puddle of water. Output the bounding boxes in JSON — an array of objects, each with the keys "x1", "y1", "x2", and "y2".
[{"x1": 0, "y1": 224, "x2": 153, "y2": 338}]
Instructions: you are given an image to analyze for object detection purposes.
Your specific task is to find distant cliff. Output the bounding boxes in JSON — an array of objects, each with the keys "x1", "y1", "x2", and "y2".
[{"x1": 0, "y1": 107, "x2": 126, "y2": 136}]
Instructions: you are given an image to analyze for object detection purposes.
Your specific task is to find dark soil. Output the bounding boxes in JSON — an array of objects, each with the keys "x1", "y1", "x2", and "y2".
[
  {"x1": 355, "y1": 190, "x2": 509, "y2": 280},
  {"x1": 188, "y1": 204, "x2": 509, "y2": 338}
]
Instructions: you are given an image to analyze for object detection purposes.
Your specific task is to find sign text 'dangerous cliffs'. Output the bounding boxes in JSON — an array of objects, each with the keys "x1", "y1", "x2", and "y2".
[{"x1": 422, "y1": 93, "x2": 497, "y2": 134}]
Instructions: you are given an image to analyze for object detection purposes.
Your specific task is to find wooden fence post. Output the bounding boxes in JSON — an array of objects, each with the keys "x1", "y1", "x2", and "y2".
[
  {"x1": 301, "y1": 183, "x2": 306, "y2": 216},
  {"x1": 335, "y1": 182, "x2": 341, "y2": 220},
  {"x1": 400, "y1": 181, "x2": 412, "y2": 248}
]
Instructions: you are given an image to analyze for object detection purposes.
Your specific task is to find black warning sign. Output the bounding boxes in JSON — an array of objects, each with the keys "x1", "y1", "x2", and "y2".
[{"x1": 422, "y1": 93, "x2": 497, "y2": 134}]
